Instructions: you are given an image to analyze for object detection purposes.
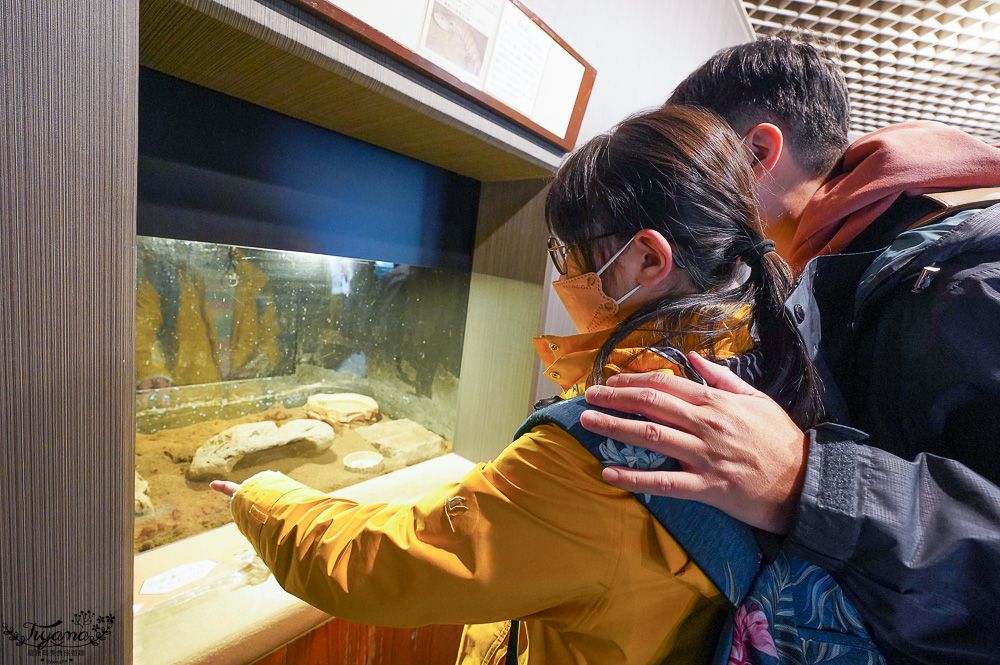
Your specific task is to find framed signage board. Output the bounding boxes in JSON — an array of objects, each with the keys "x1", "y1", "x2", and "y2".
[{"x1": 288, "y1": 0, "x2": 597, "y2": 151}]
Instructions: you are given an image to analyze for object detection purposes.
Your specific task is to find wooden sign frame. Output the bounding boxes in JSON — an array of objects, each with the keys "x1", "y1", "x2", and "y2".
[{"x1": 286, "y1": 0, "x2": 597, "y2": 152}]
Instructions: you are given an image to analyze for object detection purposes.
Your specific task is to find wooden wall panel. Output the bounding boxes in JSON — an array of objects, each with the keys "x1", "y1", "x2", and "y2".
[
  {"x1": 252, "y1": 620, "x2": 463, "y2": 665},
  {"x1": 139, "y1": 0, "x2": 559, "y2": 182},
  {"x1": 252, "y1": 648, "x2": 288, "y2": 665},
  {"x1": 455, "y1": 179, "x2": 550, "y2": 463},
  {"x1": 0, "y1": 2, "x2": 138, "y2": 665}
]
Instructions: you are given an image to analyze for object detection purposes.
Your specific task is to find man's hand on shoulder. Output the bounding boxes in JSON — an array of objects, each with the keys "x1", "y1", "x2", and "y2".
[{"x1": 582, "y1": 351, "x2": 808, "y2": 534}]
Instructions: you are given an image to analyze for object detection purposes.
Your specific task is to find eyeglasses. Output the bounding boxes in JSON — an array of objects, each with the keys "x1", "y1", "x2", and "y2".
[
  {"x1": 547, "y1": 232, "x2": 687, "y2": 274},
  {"x1": 546, "y1": 232, "x2": 618, "y2": 275}
]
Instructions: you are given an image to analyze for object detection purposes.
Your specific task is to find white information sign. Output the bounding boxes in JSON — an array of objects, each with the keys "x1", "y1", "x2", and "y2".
[
  {"x1": 419, "y1": 0, "x2": 504, "y2": 86},
  {"x1": 139, "y1": 559, "x2": 219, "y2": 595},
  {"x1": 314, "y1": 0, "x2": 593, "y2": 144},
  {"x1": 332, "y1": 0, "x2": 431, "y2": 51},
  {"x1": 530, "y1": 42, "x2": 587, "y2": 138},
  {"x1": 483, "y1": 2, "x2": 551, "y2": 115}
]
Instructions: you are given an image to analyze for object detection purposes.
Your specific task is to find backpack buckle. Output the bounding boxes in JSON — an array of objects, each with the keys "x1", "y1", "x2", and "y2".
[{"x1": 912, "y1": 264, "x2": 941, "y2": 293}]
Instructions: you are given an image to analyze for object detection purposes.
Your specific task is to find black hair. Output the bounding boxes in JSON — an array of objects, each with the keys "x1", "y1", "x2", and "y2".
[
  {"x1": 668, "y1": 35, "x2": 850, "y2": 177},
  {"x1": 545, "y1": 105, "x2": 824, "y2": 429}
]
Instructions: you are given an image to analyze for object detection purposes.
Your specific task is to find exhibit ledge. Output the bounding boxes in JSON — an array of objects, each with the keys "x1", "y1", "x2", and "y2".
[{"x1": 133, "y1": 452, "x2": 478, "y2": 665}]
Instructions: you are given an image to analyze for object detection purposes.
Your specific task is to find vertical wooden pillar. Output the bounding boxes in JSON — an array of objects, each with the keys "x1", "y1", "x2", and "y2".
[
  {"x1": 455, "y1": 179, "x2": 550, "y2": 462},
  {"x1": 0, "y1": 3, "x2": 137, "y2": 664}
]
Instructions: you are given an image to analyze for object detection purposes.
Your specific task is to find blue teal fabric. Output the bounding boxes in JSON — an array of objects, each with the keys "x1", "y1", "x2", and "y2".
[{"x1": 854, "y1": 208, "x2": 980, "y2": 316}]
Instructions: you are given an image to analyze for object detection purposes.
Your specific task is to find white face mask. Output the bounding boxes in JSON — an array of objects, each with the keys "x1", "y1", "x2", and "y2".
[{"x1": 551, "y1": 237, "x2": 642, "y2": 334}]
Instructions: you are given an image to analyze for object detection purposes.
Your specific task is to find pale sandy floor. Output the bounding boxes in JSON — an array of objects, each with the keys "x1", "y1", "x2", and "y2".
[{"x1": 134, "y1": 404, "x2": 451, "y2": 553}]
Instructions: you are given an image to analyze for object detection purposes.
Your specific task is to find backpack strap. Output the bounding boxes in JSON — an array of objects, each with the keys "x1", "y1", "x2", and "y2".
[
  {"x1": 515, "y1": 395, "x2": 764, "y2": 606},
  {"x1": 505, "y1": 620, "x2": 519, "y2": 665},
  {"x1": 909, "y1": 187, "x2": 1000, "y2": 231}
]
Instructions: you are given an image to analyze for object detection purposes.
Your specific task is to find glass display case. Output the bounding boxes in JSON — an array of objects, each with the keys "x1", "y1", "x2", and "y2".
[
  {"x1": 130, "y1": 62, "x2": 489, "y2": 664},
  {"x1": 133, "y1": 235, "x2": 470, "y2": 553}
]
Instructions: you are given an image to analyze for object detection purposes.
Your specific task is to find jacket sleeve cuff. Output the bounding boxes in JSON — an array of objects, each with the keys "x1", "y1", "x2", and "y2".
[
  {"x1": 784, "y1": 423, "x2": 868, "y2": 571},
  {"x1": 230, "y1": 471, "x2": 315, "y2": 549}
]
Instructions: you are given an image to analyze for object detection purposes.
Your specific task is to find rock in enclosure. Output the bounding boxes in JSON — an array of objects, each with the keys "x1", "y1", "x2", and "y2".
[
  {"x1": 135, "y1": 470, "x2": 153, "y2": 516},
  {"x1": 306, "y1": 393, "x2": 379, "y2": 432},
  {"x1": 342, "y1": 451, "x2": 385, "y2": 474},
  {"x1": 187, "y1": 419, "x2": 335, "y2": 480},
  {"x1": 356, "y1": 419, "x2": 446, "y2": 466}
]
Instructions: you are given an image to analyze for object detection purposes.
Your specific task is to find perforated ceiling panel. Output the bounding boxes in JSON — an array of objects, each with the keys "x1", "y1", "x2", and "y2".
[{"x1": 742, "y1": 0, "x2": 1000, "y2": 142}]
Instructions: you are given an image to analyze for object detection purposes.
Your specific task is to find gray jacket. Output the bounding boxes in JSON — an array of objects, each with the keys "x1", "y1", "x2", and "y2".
[{"x1": 783, "y1": 201, "x2": 1000, "y2": 664}]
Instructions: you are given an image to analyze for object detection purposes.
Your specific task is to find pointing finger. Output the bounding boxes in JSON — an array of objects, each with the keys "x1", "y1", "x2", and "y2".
[{"x1": 210, "y1": 480, "x2": 240, "y2": 497}]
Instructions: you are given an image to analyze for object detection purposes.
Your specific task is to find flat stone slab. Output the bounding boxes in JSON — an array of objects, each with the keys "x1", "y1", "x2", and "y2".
[
  {"x1": 306, "y1": 393, "x2": 379, "y2": 432},
  {"x1": 356, "y1": 419, "x2": 446, "y2": 466},
  {"x1": 187, "y1": 419, "x2": 335, "y2": 480}
]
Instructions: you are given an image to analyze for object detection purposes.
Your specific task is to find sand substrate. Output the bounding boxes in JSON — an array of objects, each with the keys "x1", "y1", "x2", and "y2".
[{"x1": 134, "y1": 404, "x2": 451, "y2": 553}]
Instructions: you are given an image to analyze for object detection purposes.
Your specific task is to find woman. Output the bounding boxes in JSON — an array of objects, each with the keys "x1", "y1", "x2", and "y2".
[{"x1": 212, "y1": 105, "x2": 823, "y2": 664}]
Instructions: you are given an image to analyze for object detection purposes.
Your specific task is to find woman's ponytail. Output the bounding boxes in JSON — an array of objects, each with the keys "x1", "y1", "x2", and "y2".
[{"x1": 747, "y1": 248, "x2": 824, "y2": 429}]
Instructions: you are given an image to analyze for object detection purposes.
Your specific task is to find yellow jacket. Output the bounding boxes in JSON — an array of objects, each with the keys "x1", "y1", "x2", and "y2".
[{"x1": 231, "y1": 326, "x2": 754, "y2": 664}]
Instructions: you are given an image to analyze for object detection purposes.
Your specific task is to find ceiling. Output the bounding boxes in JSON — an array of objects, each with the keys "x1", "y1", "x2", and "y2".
[{"x1": 741, "y1": 0, "x2": 1000, "y2": 143}]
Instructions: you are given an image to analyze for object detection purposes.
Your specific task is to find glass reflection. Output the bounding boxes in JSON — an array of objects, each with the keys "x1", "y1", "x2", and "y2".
[{"x1": 134, "y1": 236, "x2": 469, "y2": 553}]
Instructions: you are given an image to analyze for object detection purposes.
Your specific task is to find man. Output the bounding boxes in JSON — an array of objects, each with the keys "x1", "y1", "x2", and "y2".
[{"x1": 581, "y1": 38, "x2": 1000, "y2": 663}]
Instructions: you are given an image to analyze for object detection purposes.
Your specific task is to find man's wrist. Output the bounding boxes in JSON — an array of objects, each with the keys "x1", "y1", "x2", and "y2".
[{"x1": 770, "y1": 431, "x2": 810, "y2": 535}]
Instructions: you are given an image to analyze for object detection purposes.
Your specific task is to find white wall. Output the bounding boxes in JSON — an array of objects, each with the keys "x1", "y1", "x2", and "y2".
[
  {"x1": 523, "y1": 0, "x2": 755, "y2": 405},
  {"x1": 529, "y1": 0, "x2": 753, "y2": 145}
]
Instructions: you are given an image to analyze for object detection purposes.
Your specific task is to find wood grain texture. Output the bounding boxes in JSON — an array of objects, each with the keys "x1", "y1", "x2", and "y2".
[
  {"x1": 472, "y1": 179, "x2": 550, "y2": 283},
  {"x1": 251, "y1": 647, "x2": 287, "y2": 665},
  {"x1": 139, "y1": 0, "x2": 561, "y2": 182},
  {"x1": 253, "y1": 620, "x2": 463, "y2": 665},
  {"x1": 282, "y1": 0, "x2": 595, "y2": 150},
  {"x1": 0, "y1": 2, "x2": 138, "y2": 664},
  {"x1": 455, "y1": 179, "x2": 550, "y2": 462}
]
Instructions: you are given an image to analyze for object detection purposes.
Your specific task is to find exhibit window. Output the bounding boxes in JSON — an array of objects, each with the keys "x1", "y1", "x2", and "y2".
[
  {"x1": 133, "y1": 67, "x2": 479, "y2": 623},
  {"x1": 134, "y1": 237, "x2": 471, "y2": 552}
]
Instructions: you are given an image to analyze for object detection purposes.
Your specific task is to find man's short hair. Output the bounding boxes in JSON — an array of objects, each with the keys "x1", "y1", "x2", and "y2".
[{"x1": 668, "y1": 36, "x2": 851, "y2": 176}]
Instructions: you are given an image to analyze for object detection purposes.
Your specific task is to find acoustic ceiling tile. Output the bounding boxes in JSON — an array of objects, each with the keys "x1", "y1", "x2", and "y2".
[{"x1": 743, "y1": 0, "x2": 1000, "y2": 141}]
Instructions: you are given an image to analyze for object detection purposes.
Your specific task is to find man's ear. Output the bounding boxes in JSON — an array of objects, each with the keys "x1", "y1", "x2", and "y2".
[
  {"x1": 631, "y1": 229, "x2": 680, "y2": 289},
  {"x1": 743, "y1": 123, "x2": 784, "y2": 177}
]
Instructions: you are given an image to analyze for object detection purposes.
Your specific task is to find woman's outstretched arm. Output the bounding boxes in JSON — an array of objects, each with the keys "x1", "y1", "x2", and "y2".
[{"x1": 212, "y1": 425, "x2": 623, "y2": 628}]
